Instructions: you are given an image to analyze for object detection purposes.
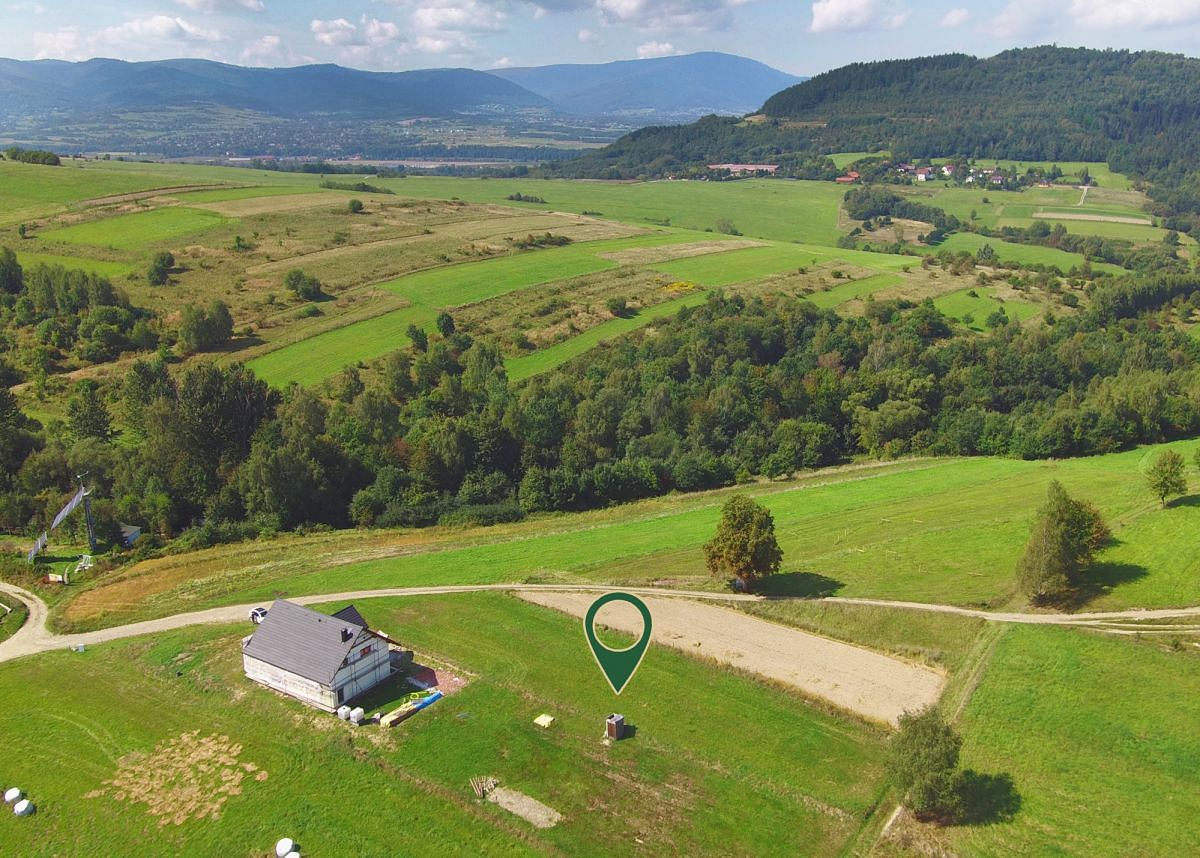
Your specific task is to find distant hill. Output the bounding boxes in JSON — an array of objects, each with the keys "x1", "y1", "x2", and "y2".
[
  {"x1": 0, "y1": 57, "x2": 550, "y2": 121},
  {"x1": 559, "y1": 46, "x2": 1200, "y2": 196},
  {"x1": 492, "y1": 52, "x2": 803, "y2": 120}
]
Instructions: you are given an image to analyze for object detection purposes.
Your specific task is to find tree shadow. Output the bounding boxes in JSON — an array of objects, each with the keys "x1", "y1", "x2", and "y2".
[
  {"x1": 956, "y1": 770, "x2": 1021, "y2": 825},
  {"x1": 758, "y1": 571, "x2": 845, "y2": 598},
  {"x1": 1069, "y1": 561, "x2": 1148, "y2": 609},
  {"x1": 210, "y1": 335, "x2": 265, "y2": 355},
  {"x1": 1167, "y1": 494, "x2": 1200, "y2": 508}
]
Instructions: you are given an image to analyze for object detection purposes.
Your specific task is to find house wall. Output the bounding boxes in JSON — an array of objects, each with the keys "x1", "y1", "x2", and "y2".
[
  {"x1": 330, "y1": 631, "x2": 393, "y2": 705},
  {"x1": 243, "y1": 655, "x2": 339, "y2": 711}
]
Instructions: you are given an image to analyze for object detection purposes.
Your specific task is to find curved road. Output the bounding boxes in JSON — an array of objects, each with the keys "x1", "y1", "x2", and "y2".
[{"x1": 4, "y1": 580, "x2": 1200, "y2": 664}]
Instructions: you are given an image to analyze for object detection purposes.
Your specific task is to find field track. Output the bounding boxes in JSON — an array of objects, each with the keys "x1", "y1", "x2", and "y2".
[{"x1": 5, "y1": 581, "x2": 1200, "y2": 664}]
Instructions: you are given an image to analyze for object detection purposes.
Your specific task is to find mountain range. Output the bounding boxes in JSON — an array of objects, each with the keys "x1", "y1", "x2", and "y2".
[
  {"x1": 0, "y1": 52, "x2": 801, "y2": 135},
  {"x1": 492, "y1": 52, "x2": 802, "y2": 120}
]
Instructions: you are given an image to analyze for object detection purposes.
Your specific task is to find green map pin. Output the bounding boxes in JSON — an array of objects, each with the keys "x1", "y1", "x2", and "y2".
[{"x1": 584, "y1": 592, "x2": 653, "y2": 695}]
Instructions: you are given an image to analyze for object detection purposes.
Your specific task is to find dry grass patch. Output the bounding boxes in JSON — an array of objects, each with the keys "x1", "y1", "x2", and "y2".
[{"x1": 85, "y1": 731, "x2": 267, "y2": 826}]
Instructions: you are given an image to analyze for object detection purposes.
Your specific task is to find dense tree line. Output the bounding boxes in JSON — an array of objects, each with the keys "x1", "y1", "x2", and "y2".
[
  {"x1": 3, "y1": 147, "x2": 61, "y2": 166},
  {"x1": 7, "y1": 265, "x2": 1200, "y2": 548}
]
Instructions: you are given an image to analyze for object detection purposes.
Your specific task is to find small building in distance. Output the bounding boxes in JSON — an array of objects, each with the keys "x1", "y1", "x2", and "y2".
[
  {"x1": 242, "y1": 600, "x2": 394, "y2": 711},
  {"x1": 707, "y1": 163, "x2": 780, "y2": 176},
  {"x1": 835, "y1": 170, "x2": 861, "y2": 184}
]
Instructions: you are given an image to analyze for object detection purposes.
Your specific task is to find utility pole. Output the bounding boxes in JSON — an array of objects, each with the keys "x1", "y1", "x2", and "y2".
[{"x1": 77, "y1": 472, "x2": 96, "y2": 554}]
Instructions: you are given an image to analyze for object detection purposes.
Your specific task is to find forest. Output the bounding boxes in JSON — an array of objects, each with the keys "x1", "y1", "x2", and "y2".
[{"x1": 5, "y1": 241, "x2": 1200, "y2": 551}]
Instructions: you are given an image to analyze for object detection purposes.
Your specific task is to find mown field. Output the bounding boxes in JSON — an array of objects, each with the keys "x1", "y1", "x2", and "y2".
[
  {"x1": 946, "y1": 626, "x2": 1200, "y2": 856},
  {"x1": 52, "y1": 440, "x2": 1200, "y2": 638},
  {"x1": 934, "y1": 287, "x2": 1043, "y2": 331},
  {"x1": 0, "y1": 593, "x2": 887, "y2": 857}
]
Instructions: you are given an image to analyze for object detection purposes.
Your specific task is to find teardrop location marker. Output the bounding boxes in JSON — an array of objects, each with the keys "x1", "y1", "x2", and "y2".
[{"x1": 584, "y1": 592, "x2": 653, "y2": 695}]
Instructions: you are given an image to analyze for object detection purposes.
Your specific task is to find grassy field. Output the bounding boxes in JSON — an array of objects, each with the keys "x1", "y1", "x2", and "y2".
[
  {"x1": 0, "y1": 593, "x2": 27, "y2": 643},
  {"x1": 371, "y1": 176, "x2": 850, "y2": 247},
  {"x1": 933, "y1": 287, "x2": 1042, "y2": 331},
  {"x1": 506, "y1": 289, "x2": 709, "y2": 381},
  {"x1": 946, "y1": 626, "x2": 1200, "y2": 856},
  {"x1": 806, "y1": 272, "x2": 905, "y2": 309},
  {"x1": 12, "y1": 249, "x2": 133, "y2": 277},
  {"x1": 53, "y1": 441, "x2": 1200, "y2": 634},
  {"x1": 38, "y1": 207, "x2": 231, "y2": 249},
  {"x1": 0, "y1": 593, "x2": 887, "y2": 856},
  {"x1": 922, "y1": 233, "x2": 1125, "y2": 274}
]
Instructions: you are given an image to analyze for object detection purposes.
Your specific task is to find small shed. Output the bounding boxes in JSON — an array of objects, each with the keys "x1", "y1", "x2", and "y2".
[{"x1": 242, "y1": 600, "x2": 394, "y2": 711}]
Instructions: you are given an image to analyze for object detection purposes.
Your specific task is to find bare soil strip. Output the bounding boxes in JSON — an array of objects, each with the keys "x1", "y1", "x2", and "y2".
[
  {"x1": 599, "y1": 239, "x2": 766, "y2": 266},
  {"x1": 516, "y1": 591, "x2": 945, "y2": 726},
  {"x1": 1039, "y1": 211, "x2": 1153, "y2": 225},
  {"x1": 82, "y1": 185, "x2": 235, "y2": 207}
]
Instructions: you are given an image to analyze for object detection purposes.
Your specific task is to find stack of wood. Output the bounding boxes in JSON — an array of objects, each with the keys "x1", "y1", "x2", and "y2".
[{"x1": 469, "y1": 776, "x2": 498, "y2": 799}]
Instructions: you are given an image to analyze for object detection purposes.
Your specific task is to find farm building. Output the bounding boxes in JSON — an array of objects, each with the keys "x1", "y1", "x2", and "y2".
[
  {"x1": 706, "y1": 163, "x2": 780, "y2": 175},
  {"x1": 242, "y1": 600, "x2": 395, "y2": 711}
]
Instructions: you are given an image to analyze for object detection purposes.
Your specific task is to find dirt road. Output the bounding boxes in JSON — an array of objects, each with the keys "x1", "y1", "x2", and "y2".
[
  {"x1": 518, "y1": 591, "x2": 945, "y2": 725},
  {"x1": 4, "y1": 581, "x2": 1200, "y2": 685}
]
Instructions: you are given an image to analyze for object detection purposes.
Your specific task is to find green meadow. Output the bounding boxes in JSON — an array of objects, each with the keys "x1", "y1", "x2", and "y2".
[
  {"x1": 506, "y1": 289, "x2": 710, "y2": 381},
  {"x1": 373, "y1": 176, "x2": 850, "y2": 247},
  {"x1": 950, "y1": 626, "x2": 1200, "y2": 856},
  {"x1": 806, "y1": 272, "x2": 905, "y2": 309},
  {"x1": 934, "y1": 287, "x2": 1042, "y2": 331},
  {"x1": 58, "y1": 441, "x2": 1200, "y2": 635},
  {"x1": 13, "y1": 250, "x2": 133, "y2": 277},
  {"x1": 39, "y1": 207, "x2": 230, "y2": 249},
  {"x1": 924, "y1": 232, "x2": 1125, "y2": 274},
  {"x1": 0, "y1": 593, "x2": 886, "y2": 857}
]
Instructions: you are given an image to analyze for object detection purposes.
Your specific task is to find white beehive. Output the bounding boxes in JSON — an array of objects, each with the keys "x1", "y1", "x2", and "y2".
[
  {"x1": 13, "y1": 799, "x2": 34, "y2": 816},
  {"x1": 349, "y1": 707, "x2": 365, "y2": 724},
  {"x1": 336, "y1": 705, "x2": 352, "y2": 720},
  {"x1": 4, "y1": 787, "x2": 22, "y2": 804},
  {"x1": 275, "y1": 837, "x2": 295, "y2": 857}
]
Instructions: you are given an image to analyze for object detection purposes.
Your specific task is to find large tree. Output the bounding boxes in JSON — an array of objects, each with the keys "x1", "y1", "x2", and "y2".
[
  {"x1": 1147, "y1": 449, "x2": 1187, "y2": 507},
  {"x1": 704, "y1": 494, "x2": 783, "y2": 590},
  {"x1": 889, "y1": 706, "x2": 964, "y2": 822},
  {"x1": 1016, "y1": 481, "x2": 1109, "y2": 602}
]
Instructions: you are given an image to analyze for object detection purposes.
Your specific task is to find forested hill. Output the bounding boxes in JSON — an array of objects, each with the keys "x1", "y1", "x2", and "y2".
[{"x1": 557, "y1": 47, "x2": 1200, "y2": 210}]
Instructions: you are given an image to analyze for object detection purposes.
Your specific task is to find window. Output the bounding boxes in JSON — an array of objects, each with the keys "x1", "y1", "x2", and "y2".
[{"x1": 360, "y1": 645, "x2": 374, "y2": 657}]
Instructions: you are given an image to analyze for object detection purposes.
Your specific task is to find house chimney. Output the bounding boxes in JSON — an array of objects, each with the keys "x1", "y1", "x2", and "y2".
[{"x1": 341, "y1": 627, "x2": 353, "y2": 642}]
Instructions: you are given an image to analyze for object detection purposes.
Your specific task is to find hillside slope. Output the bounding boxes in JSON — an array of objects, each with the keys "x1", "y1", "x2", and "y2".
[
  {"x1": 493, "y1": 52, "x2": 802, "y2": 120},
  {"x1": 558, "y1": 46, "x2": 1200, "y2": 198}
]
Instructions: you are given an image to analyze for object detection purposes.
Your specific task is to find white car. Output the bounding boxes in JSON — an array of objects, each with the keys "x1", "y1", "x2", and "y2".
[{"x1": 249, "y1": 607, "x2": 269, "y2": 625}]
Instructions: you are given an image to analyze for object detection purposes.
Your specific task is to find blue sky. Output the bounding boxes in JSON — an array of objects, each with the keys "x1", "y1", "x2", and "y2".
[{"x1": 4, "y1": 0, "x2": 1200, "y2": 75}]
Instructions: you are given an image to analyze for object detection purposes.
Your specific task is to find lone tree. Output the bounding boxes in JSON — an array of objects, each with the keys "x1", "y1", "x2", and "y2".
[
  {"x1": 704, "y1": 494, "x2": 782, "y2": 591},
  {"x1": 1147, "y1": 450, "x2": 1187, "y2": 507},
  {"x1": 284, "y1": 268, "x2": 323, "y2": 301},
  {"x1": 889, "y1": 706, "x2": 963, "y2": 822},
  {"x1": 1016, "y1": 481, "x2": 1109, "y2": 603},
  {"x1": 435, "y1": 311, "x2": 456, "y2": 337},
  {"x1": 347, "y1": 198, "x2": 364, "y2": 214},
  {"x1": 147, "y1": 250, "x2": 174, "y2": 286}
]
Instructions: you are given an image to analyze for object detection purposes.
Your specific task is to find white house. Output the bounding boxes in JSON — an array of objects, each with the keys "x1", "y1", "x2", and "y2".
[{"x1": 242, "y1": 600, "x2": 394, "y2": 711}]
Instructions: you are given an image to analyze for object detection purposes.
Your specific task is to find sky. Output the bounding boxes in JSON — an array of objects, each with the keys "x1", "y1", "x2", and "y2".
[{"x1": 3, "y1": 0, "x2": 1200, "y2": 76}]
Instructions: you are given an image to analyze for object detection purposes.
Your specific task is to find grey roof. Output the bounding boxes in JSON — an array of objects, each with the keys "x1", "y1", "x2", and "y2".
[
  {"x1": 243, "y1": 600, "x2": 371, "y2": 685},
  {"x1": 332, "y1": 604, "x2": 369, "y2": 628}
]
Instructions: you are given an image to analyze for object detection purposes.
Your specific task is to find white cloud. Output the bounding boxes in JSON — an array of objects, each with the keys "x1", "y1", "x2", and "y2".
[
  {"x1": 636, "y1": 40, "x2": 680, "y2": 58},
  {"x1": 311, "y1": 16, "x2": 403, "y2": 49},
  {"x1": 240, "y1": 34, "x2": 313, "y2": 66},
  {"x1": 940, "y1": 7, "x2": 969, "y2": 27},
  {"x1": 577, "y1": 28, "x2": 596, "y2": 41},
  {"x1": 595, "y1": 0, "x2": 755, "y2": 31},
  {"x1": 1068, "y1": 0, "x2": 1200, "y2": 29},
  {"x1": 8, "y1": 2, "x2": 46, "y2": 14},
  {"x1": 491, "y1": 56, "x2": 514, "y2": 67},
  {"x1": 810, "y1": 0, "x2": 876, "y2": 32},
  {"x1": 991, "y1": 0, "x2": 1054, "y2": 37},
  {"x1": 35, "y1": 14, "x2": 221, "y2": 60},
  {"x1": 176, "y1": 0, "x2": 264, "y2": 11},
  {"x1": 410, "y1": 0, "x2": 506, "y2": 34}
]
